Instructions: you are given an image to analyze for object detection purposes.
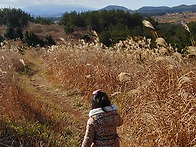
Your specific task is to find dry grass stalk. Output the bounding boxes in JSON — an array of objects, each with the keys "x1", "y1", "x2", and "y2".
[
  {"x1": 156, "y1": 37, "x2": 167, "y2": 47},
  {"x1": 43, "y1": 39, "x2": 196, "y2": 146},
  {"x1": 142, "y1": 20, "x2": 158, "y2": 38},
  {"x1": 118, "y1": 72, "x2": 132, "y2": 82},
  {"x1": 181, "y1": 21, "x2": 196, "y2": 47},
  {"x1": 1, "y1": 31, "x2": 195, "y2": 146},
  {"x1": 181, "y1": 21, "x2": 191, "y2": 33},
  {"x1": 142, "y1": 20, "x2": 155, "y2": 30},
  {"x1": 187, "y1": 46, "x2": 196, "y2": 56}
]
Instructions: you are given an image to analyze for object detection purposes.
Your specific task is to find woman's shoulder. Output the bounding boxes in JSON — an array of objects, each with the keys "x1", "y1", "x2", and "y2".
[
  {"x1": 89, "y1": 110, "x2": 122, "y2": 128},
  {"x1": 87, "y1": 117, "x2": 95, "y2": 125},
  {"x1": 89, "y1": 104, "x2": 118, "y2": 117},
  {"x1": 90, "y1": 110, "x2": 119, "y2": 121}
]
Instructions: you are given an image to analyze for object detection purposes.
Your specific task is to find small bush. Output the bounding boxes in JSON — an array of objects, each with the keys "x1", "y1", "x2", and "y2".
[
  {"x1": 64, "y1": 24, "x2": 75, "y2": 34},
  {"x1": 23, "y1": 31, "x2": 44, "y2": 47},
  {"x1": 45, "y1": 35, "x2": 56, "y2": 46},
  {"x1": 23, "y1": 31, "x2": 56, "y2": 47},
  {"x1": 4, "y1": 26, "x2": 15, "y2": 39},
  {"x1": 34, "y1": 17, "x2": 53, "y2": 25},
  {"x1": 0, "y1": 34, "x2": 4, "y2": 42}
]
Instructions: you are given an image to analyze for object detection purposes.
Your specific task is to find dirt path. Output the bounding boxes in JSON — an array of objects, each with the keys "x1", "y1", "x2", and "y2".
[
  {"x1": 27, "y1": 58, "x2": 89, "y2": 126},
  {"x1": 32, "y1": 76, "x2": 88, "y2": 124},
  {"x1": 20, "y1": 53, "x2": 92, "y2": 145}
]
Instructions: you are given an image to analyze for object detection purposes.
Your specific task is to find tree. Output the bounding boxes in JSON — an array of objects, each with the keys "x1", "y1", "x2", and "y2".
[
  {"x1": 188, "y1": 22, "x2": 196, "y2": 44},
  {"x1": 4, "y1": 26, "x2": 23, "y2": 40},
  {"x1": 108, "y1": 23, "x2": 130, "y2": 45},
  {"x1": 45, "y1": 35, "x2": 56, "y2": 45},
  {"x1": 4, "y1": 26, "x2": 15, "y2": 39},
  {"x1": 34, "y1": 17, "x2": 53, "y2": 25},
  {"x1": 23, "y1": 31, "x2": 44, "y2": 47},
  {"x1": 157, "y1": 23, "x2": 190, "y2": 51},
  {"x1": 1, "y1": 8, "x2": 33, "y2": 40},
  {"x1": 99, "y1": 30, "x2": 112, "y2": 47},
  {"x1": 59, "y1": 12, "x2": 71, "y2": 26},
  {"x1": 15, "y1": 27, "x2": 23, "y2": 39},
  {"x1": 99, "y1": 24, "x2": 130, "y2": 47},
  {"x1": 64, "y1": 23, "x2": 75, "y2": 34},
  {"x1": 1, "y1": 8, "x2": 31, "y2": 28}
]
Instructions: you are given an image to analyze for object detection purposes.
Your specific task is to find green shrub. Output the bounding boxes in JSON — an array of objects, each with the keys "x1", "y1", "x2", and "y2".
[
  {"x1": 4, "y1": 26, "x2": 15, "y2": 39},
  {"x1": 64, "y1": 24, "x2": 75, "y2": 34},
  {"x1": 0, "y1": 34, "x2": 4, "y2": 42},
  {"x1": 23, "y1": 31, "x2": 56, "y2": 47},
  {"x1": 34, "y1": 17, "x2": 53, "y2": 25},
  {"x1": 45, "y1": 35, "x2": 56, "y2": 46},
  {"x1": 4, "y1": 27, "x2": 23, "y2": 40},
  {"x1": 23, "y1": 31, "x2": 44, "y2": 47}
]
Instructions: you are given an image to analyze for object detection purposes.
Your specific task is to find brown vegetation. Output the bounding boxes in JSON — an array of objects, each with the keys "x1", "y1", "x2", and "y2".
[
  {"x1": 0, "y1": 23, "x2": 195, "y2": 146},
  {"x1": 152, "y1": 12, "x2": 196, "y2": 24},
  {"x1": 0, "y1": 47, "x2": 86, "y2": 146},
  {"x1": 42, "y1": 36, "x2": 196, "y2": 146}
]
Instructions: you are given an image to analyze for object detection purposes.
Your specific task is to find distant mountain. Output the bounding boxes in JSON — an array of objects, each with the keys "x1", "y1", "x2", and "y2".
[
  {"x1": 171, "y1": 4, "x2": 196, "y2": 12},
  {"x1": 22, "y1": 4, "x2": 196, "y2": 18},
  {"x1": 136, "y1": 6, "x2": 170, "y2": 13},
  {"x1": 101, "y1": 5, "x2": 132, "y2": 13},
  {"x1": 136, "y1": 4, "x2": 196, "y2": 14},
  {"x1": 102, "y1": 4, "x2": 196, "y2": 16},
  {"x1": 22, "y1": 4, "x2": 95, "y2": 17}
]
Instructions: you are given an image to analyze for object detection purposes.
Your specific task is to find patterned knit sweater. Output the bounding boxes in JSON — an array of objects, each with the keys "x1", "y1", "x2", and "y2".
[{"x1": 81, "y1": 104, "x2": 123, "y2": 147}]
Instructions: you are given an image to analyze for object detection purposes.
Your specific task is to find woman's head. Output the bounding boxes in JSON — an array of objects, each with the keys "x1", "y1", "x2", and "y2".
[{"x1": 91, "y1": 89, "x2": 111, "y2": 109}]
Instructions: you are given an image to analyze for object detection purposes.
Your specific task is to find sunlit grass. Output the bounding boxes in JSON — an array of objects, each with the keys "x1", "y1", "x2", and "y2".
[
  {"x1": 0, "y1": 49, "x2": 84, "y2": 146},
  {"x1": 0, "y1": 25, "x2": 195, "y2": 146},
  {"x1": 42, "y1": 37, "x2": 196, "y2": 146}
]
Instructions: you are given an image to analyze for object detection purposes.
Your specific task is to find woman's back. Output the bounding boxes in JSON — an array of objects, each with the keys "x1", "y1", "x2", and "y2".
[
  {"x1": 81, "y1": 90, "x2": 123, "y2": 147},
  {"x1": 82, "y1": 104, "x2": 123, "y2": 147}
]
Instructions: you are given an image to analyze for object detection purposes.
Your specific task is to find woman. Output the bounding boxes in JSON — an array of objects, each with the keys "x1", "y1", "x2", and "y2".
[{"x1": 81, "y1": 89, "x2": 123, "y2": 147}]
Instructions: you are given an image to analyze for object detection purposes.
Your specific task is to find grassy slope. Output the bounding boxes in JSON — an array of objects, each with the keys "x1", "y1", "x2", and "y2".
[
  {"x1": 0, "y1": 48, "x2": 89, "y2": 146},
  {"x1": 41, "y1": 37, "x2": 196, "y2": 146},
  {"x1": 0, "y1": 23, "x2": 195, "y2": 147}
]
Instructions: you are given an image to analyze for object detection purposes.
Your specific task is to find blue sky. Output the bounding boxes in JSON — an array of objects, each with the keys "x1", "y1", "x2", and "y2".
[{"x1": 0, "y1": 0, "x2": 195, "y2": 10}]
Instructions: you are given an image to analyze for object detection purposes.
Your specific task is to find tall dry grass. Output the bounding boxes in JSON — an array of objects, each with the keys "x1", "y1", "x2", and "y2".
[
  {"x1": 0, "y1": 47, "x2": 84, "y2": 146},
  {"x1": 42, "y1": 37, "x2": 196, "y2": 146},
  {"x1": 0, "y1": 50, "x2": 26, "y2": 120},
  {"x1": 119, "y1": 59, "x2": 195, "y2": 146}
]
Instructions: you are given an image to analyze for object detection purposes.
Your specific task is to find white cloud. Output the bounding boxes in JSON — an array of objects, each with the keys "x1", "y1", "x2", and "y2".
[{"x1": 0, "y1": 0, "x2": 112, "y2": 8}]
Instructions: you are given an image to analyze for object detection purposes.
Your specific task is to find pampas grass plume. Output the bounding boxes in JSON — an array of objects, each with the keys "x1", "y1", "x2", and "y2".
[
  {"x1": 118, "y1": 72, "x2": 131, "y2": 82},
  {"x1": 142, "y1": 20, "x2": 155, "y2": 30},
  {"x1": 181, "y1": 21, "x2": 191, "y2": 33},
  {"x1": 19, "y1": 59, "x2": 25, "y2": 66},
  {"x1": 156, "y1": 37, "x2": 167, "y2": 47}
]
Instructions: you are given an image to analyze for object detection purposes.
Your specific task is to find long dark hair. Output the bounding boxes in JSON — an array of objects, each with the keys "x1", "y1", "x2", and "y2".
[{"x1": 91, "y1": 90, "x2": 111, "y2": 110}]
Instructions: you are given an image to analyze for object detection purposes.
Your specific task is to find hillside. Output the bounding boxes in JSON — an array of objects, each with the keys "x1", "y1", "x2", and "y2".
[
  {"x1": 136, "y1": 4, "x2": 196, "y2": 14},
  {"x1": 172, "y1": 4, "x2": 196, "y2": 12},
  {"x1": 100, "y1": 4, "x2": 196, "y2": 16},
  {"x1": 152, "y1": 12, "x2": 196, "y2": 24},
  {"x1": 0, "y1": 21, "x2": 196, "y2": 146},
  {"x1": 136, "y1": 6, "x2": 170, "y2": 13}
]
